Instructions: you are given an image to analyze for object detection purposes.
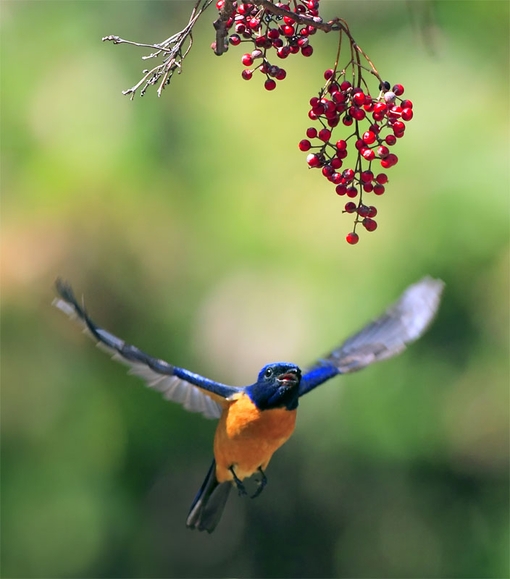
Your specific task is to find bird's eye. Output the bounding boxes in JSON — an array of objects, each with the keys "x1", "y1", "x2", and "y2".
[{"x1": 264, "y1": 368, "x2": 273, "y2": 378}]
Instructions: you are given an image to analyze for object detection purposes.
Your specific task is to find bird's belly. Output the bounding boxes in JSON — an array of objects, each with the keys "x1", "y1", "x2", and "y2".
[{"x1": 214, "y1": 393, "x2": 297, "y2": 483}]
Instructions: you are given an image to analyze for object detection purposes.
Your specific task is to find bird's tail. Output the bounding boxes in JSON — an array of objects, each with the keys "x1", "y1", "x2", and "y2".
[{"x1": 186, "y1": 459, "x2": 232, "y2": 533}]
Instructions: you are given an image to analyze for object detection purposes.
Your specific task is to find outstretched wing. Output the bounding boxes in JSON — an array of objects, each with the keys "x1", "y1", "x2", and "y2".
[
  {"x1": 299, "y1": 276, "x2": 444, "y2": 396},
  {"x1": 53, "y1": 279, "x2": 240, "y2": 419}
]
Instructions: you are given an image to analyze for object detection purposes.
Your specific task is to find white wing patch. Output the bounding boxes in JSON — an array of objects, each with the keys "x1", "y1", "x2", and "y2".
[
  {"x1": 54, "y1": 296, "x2": 223, "y2": 420},
  {"x1": 124, "y1": 360, "x2": 223, "y2": 419}
]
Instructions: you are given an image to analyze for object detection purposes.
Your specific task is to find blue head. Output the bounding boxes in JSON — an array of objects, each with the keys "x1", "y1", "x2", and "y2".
[{"x1": 246, "y1": 362, "x2": 302, "y2": 411}]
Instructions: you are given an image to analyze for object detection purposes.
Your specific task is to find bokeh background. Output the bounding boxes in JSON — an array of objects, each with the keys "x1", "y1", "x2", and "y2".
[{"x1": 2, "y1": 1, "x2": 508, "y2": 577}]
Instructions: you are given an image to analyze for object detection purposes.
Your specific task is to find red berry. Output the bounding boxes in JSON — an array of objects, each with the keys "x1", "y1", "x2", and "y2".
[
  {"x1": 241, "y1": 69, "x2": 253, "y2": 80},
  {"x1": 375, "y1": 173, "x2": 388, "y2": 184},
  {"x1": 275, "y1": 68, "x2": 287, "y2": 81},
  {"x1": 385, "y1": 134, "x2": 397, "y2": 146},
  {"x1": 401, "y1": 108, "x2": 414, "y2": 121},
  {"x1": 335, "y1": 184, "x2": 347, "y2": 195},
  {"x1": 332, "y1": 91, "x2": 346, "y2": 104},
  {"x1": 362, "y1": 218, "x2": 378, "y2": 231},
  {"x1": 281, "y1": 24, "x2": 295, "y2": 36},
  {"x1": 309, "y1": 96, "x2": 320, "y2": 107},
  {"x1": 385, "y1": 153, "x2": 398, "y2": 166},
  {"x1": 373, "y1": 102, "x2": 387, "y2": 114},
  {"x1": 242, "y1": 54, "x2": 253, "y2": 66},
  {"x1": 362, "y1": 183, "x2": 373, "y2": 192},
  {"x1": 353, "y1": 92, "x2": 365, "y2": 106},
  {"x1": 373, "y1": 184, "x2": 385, "y2": 195},
  {"x1": 336, "y1": 139, "x2": 347, "y2": 151},
  {"x1": 346, "y1": 232, "x2": 359, "y2": 245},
  {"x1": 306, "y1": 153, "x2": 322, "y2": 167},
  {"x1": 392, "y1": 84, "x2": 404, "y2": 96},
  {"x1": 361, "y1": 170, "x2": 374, "y2": 183},
  {"x1": 264, "y1": 78, "x2": 276, "y2": 91},
  {"x1": 248, "y1": 18, "x2": 260, "y2": 30},
  {"x1": 340, "y1": 80, "x2": 351, "y2": 91},
  {"x1": 299, "y1": 139, "x2": 311, "y2": 151},
  {"x1": 324, "y1": 69, "x2": 335, "y2": 80},
  {"x1": 322, "y1": 165, "x2": 334, "y2": 177},
  {"x1": 389, "y1": 105, "x2": 402, "y2": 117},
  {"x1": 355, "y1": 138, "x2": 365, "y2": 151},
  {"x1": 229, "y1": 34, "x2": 241, "y2": 46},
  {"x1": 362, "y1": 130, "x2": 376, "y2": 144},
  {"x1": 331, "y1": 157, "x2": 343, "y2": 169},
  {"x1": 392, "y1": 120, "x2": 405, "y2": 133},
  {"x1": 318, "y1": 128, "x2": 331, "y2": 142},
  {"x1": 362, "y1": 148, "x2": 375, "y2": 161},
  {"x1": 343, "y1": 168, "x2": 355, "y2": 181},
  {"x1": 306, "y1": 127, "x2": 317, "y2": 139},
  {"x1": 367, "y1": 206, "x2": 377, "y2": 218},
  {"x1": 301, "y1": 45, "x2": 314, "y2": 57},
  {"x1": 342, "y1": 115, "x2": 353, "y2": 126},
  {"x1": 377, "y1": 145, "x2": 389, "y2": 158},
  {"x1": 401, "y1": 99, "x2": 413, "y2": 109},
  {"x1": 344, "y1": 202, "x2": 357, "y2": 213},
  {"x1": 346, "y1": 186, "x2": 358, "y2": 198},
  {"x1": 330, "y1": 172, "x2": 342, "y2": 184},
  {"x1": 350, "y1": 107, "x2": 366, "y2": 121},
  {"x1": 268, "y1": 28, "x2": 280, "y2": 39},
  {"x1": 237, "y1": 3, "x2": 250, "y2": 15},
  {"x1": 357, "y1": 204, "x2": 370, "y2": 217}
]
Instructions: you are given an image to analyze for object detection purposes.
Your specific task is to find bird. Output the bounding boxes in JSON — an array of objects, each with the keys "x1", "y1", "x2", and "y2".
[{"x1": 53, "y1": 276, "x2": 444, "y2": 533}]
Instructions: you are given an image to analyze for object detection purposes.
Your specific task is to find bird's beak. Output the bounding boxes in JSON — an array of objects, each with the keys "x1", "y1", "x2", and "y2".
[{"x1": 277, "y1": 370, "x2": 300, "y2": 387}]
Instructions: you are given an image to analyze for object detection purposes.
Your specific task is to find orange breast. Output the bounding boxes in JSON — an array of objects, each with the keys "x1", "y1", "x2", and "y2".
[{"x1": 213, "y1": 392, "x2": 297, "y2": 483}]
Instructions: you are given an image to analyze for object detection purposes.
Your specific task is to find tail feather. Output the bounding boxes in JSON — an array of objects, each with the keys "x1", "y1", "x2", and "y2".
[{"x1": 187, "y1": 459, "x2": 231, "y2": 533}]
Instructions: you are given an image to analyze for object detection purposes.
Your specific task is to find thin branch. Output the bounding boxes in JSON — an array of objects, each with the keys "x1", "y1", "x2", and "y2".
[
  {"x1": 212, "y1": 0, "x2": 236, "y2": 55},
  {"x1": 102, "y1": 0, "x2": 214, "y2": 99},
  {"x1": 253, "y1": 0, "x2": 348, "y2": 33}
]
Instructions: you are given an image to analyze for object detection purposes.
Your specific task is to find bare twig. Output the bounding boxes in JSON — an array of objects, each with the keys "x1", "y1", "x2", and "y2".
[{"x1": 102, "y1": 0, "x2": 214, "y2": 99}]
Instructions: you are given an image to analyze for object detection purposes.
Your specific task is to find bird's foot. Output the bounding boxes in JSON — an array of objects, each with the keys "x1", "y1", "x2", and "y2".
[
  {"x1": 250, "y1": 467, "x2": 267, "y2": 499},
  {"x1": 229, "y1": 465, "x2": 247, "y2": 496}
]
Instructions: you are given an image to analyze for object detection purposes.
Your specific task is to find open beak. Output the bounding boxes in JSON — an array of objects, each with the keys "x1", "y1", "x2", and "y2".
[{"x1": 277, "y1": 369, "x2": 301, "y2": 387}]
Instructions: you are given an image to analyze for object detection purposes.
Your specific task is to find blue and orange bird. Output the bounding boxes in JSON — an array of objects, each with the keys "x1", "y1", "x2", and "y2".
[{"x1": 54, "y1": 277, "x2": 444, "y2": 533}]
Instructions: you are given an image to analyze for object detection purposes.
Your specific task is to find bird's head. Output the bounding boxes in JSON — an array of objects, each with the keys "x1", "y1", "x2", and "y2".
[{"x1": 247, "y1": 363, "x2": 302, "y2": 411}]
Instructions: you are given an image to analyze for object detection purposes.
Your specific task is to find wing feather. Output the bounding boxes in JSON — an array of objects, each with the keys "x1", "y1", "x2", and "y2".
[
  {"x1": 299, "y1": 276, "x2": 444, "y2": 395},
  {"x1": 53, "y1": 280, "x2": 233, "y2": 419}
]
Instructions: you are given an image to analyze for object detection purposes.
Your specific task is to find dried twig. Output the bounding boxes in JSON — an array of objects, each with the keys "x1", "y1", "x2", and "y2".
[{"x1": 102, "y1": 0, "x2": 214, "y2": 98}]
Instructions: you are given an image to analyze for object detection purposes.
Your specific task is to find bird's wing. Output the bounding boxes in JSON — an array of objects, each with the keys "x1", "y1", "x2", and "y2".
[
  {"x1": 299, "y1": 276, "x2": 444, "y2": 396},
  {"x1": 53, "y1": 279, "x2": 240, "y2": 419}
]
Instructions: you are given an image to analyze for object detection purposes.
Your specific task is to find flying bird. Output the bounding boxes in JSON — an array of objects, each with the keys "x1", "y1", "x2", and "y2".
[{"x1": 53, "y1": 276, "x2": 444, "y2": 533}]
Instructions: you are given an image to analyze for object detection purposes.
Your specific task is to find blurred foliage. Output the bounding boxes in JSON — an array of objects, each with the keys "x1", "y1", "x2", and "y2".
[{"x1": 1, "y1": 1, "x2": 509, "y2": 577}]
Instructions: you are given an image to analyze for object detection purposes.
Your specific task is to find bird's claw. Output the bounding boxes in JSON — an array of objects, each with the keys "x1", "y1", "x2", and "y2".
[
  {"x1": 250, "y1": 467, "x2": 267, "y2": 499},
  {"x1": 229, "y1": 465, "x2": 248, "y2": 496}
]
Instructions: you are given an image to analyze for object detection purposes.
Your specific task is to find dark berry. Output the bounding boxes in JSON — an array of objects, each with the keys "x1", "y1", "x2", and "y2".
[{"x1": 264, "y1": 78, "x2": 276, "y2": 91}]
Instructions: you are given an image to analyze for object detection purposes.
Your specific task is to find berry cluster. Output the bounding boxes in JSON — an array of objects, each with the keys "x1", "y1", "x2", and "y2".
[
  {"x1": 299, "y1": 74, "x2": 413, "y2": 243},
  {"x1": 216, "y1": 0, "x2": 322, "y2": 90}
]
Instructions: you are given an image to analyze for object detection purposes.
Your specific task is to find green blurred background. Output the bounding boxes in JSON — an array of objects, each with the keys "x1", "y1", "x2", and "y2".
[{"x1": 1, "y1": 1, "x2": 508, "y2": 577}]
